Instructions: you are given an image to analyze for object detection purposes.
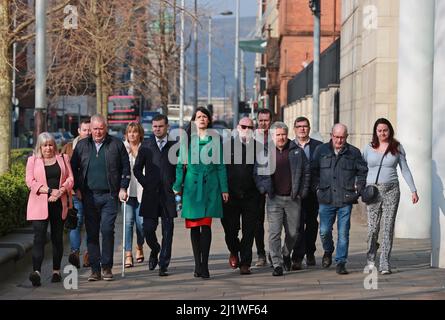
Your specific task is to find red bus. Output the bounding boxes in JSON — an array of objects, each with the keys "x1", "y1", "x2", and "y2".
[{"x1": 107, "y1": 95, "x2": 140, "y2": 135}]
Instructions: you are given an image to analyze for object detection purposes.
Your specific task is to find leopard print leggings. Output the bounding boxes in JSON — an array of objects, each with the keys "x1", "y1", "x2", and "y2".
[{"x1": 366, "y1": 183, "x2": 400, "y2": 272}]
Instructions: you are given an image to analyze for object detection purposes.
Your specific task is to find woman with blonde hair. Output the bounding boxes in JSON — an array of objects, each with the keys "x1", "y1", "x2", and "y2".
[
  {"x1": 25, "y1": 132, "x2": 74, "y2": 286},
  {"x1": 123, "y1": 122, "x2": 145, "y2": 267}
]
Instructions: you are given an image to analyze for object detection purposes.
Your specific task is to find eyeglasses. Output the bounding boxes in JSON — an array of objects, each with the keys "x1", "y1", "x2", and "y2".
[
  {"x1": 295, "y1": 125, "x2": 309, "y2": 129},
  {"x1": 332, "y1": 135, "x2": 347, "y2": 140},
  {"x1": 240, "y1": 125, "x2": 253, "y2": 130}
]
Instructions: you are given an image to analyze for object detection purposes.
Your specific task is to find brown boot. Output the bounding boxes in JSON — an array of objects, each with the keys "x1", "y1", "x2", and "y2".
[{"x1": 83, "y1": 251, "x2": 90, "y2": 268}]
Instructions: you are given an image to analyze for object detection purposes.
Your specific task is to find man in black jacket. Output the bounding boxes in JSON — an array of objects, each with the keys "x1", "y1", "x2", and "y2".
[
  {"x1": 291, "y1": 117, "x2": 322, "y2": 270},
  {"x1": 312, "y1": 123, "x2": 368, "y2": 275},
  {"x1": 221, "y1": 117, "x2": 260, "y2": 275},
  {"x1": 254, "y1": 122, "x2": 311, "y2": 276},
  {"x1": 133, "y1": 114, "x2": 177, "y2": 276},
  {"x1": 71, "y1": 114, "x2": 130, "y2": 282}
]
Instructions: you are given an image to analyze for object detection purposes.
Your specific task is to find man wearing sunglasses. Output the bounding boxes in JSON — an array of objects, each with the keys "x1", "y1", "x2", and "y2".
[{"x1": 221, "y1": 117, "x2": 260, "y2": 275}]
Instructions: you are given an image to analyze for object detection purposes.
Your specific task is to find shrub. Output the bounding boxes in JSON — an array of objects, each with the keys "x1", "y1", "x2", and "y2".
[{"x1": 0, "y1": 149, "x2": 32, "y2": 236}]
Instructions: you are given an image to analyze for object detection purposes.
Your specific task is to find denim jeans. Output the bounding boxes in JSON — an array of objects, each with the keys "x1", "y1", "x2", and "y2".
[
  {"x1": 124, "y1": 197, "x2": 144, "y2": 251},
  {"x1": 82, "y1": 190, "x2": 118, "y2": 272},
  {"x1": 319, "y1": 204, "x2": 352, "y2": 264},
  {"x1": 69, "y1": 195, "x2": 85, "y2": 252}
]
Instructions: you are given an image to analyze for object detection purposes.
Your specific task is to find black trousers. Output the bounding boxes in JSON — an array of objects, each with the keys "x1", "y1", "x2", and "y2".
[
  {"x1": 143, "y1": 204, "x2": 174, "y2": 269},
  {"x1": 221, "y1": 194, "x2": 259, "y2": 266},
  {"x1": 292, "y1": 191, "x2": 319, "y2": 261},
  {"x1": 32, "y1": 201, "x2": 64, "y2": 272},
  {"x1": 253, "y1": 194, "x2": 266, "y2": 257}
]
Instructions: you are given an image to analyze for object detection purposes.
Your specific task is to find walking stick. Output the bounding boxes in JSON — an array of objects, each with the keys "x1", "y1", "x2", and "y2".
[{"x1": 121, "y1": 199, "x2": 127, "y2": 278}]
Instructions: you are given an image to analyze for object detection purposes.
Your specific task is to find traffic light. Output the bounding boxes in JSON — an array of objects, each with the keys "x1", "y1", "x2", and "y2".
[
  {"x1": 238, "y1": 101, "x2": 250, "y2": 113},
  {"x1": 309, "y1": 0, "x2": 320, "y2": 14}
]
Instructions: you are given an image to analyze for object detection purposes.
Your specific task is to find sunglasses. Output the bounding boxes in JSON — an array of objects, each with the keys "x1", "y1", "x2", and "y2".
[{"x1": 240, "y1": 125, "x2": 253, "y2": 130}]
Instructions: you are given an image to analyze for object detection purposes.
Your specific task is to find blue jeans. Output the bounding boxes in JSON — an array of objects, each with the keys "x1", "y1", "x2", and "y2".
[
  {"x1": 318, "y1": 204, "x2": 352, "y2": 264},
  {"x1": 69, "y1": 195, "x2": 85, "y2": 252},
  {"x1": 82, "y1": 190, "x2": 118, "y2": 272},
  {"x1": 124, "y1": 197, "x2": 144, "y2": 251}
]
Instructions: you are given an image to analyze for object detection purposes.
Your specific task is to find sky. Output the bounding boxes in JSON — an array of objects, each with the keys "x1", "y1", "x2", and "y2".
[{"x1": 202, "y1": 0, "x2": 258, "y2": 18}]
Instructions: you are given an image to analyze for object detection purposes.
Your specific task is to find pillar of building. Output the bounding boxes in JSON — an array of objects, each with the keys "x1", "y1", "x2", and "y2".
[
  {"x1": 395, "y1": 0, "x2": 434, "y2": 239},
  {"x1": 431, "y1": 0, "x2": 445, "y2": 268}
]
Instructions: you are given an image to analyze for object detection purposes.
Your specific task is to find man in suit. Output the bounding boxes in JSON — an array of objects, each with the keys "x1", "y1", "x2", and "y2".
[
  {"x1": 133, "y1": 114, "x2": 177, "y2": 276},
  {"x1": 254, "y1": 108, "x2": 272, "y2": 267},
  {"x1": 290, "y1": 117, "x2": 323, "y2": 270}
]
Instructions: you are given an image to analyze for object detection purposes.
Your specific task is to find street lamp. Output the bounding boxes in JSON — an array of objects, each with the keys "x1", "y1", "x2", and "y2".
[
  {"x1": 219, "y1": 4, "x2": 239, "y2": 128},
  {"x1": 309, "y1": 0, "x2": 322, "y2": 140},
  {"x1": 233, "y1": 0, "x2": 240, "y2": 129},
  {"x1": 207, "y1": 16, "x2": 212, "y2": 106},
  {"x1": 179, "y1": 0, "x2": 185, "y2": 128}
]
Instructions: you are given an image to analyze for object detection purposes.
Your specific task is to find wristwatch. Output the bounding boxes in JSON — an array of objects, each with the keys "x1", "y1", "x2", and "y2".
[{"x1": 48, "y1": 188, "x2": 53, "y2": 195}]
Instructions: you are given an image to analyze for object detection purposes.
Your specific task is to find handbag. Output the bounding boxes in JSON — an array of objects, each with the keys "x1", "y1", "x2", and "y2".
[
  {"x1": 65, "y1": 200, "x2": 78, "y2": 230},
  {"x1": 60, "y1": 154, "x2": 78, "y2": 230},
  {"x1": 361, "y1": 148, "x2": 387, "y2": 204}
]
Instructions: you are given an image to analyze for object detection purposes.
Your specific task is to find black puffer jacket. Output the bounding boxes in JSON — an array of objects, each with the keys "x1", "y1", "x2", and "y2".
[
  {"x1": 312, "y1": 141, "x2": 368, "y2": 206},
  {"x1": 254, "y1": 140, "x2": 310, "y2": 200},
  {"x1": 71, "y1": 135, "x2": 130, "y2": 196}
]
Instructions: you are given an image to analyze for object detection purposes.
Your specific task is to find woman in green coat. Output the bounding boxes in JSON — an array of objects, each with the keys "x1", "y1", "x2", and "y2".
[{"x1": 173, "y1": 107, "x2": 229, "y2": 279}]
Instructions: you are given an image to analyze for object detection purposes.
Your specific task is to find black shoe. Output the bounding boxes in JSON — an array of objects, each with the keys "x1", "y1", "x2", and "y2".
[
  {"x1": 272, "y1": 266, "x2": 283, "y2": 276},
  {"x1": 306, "y1": 254, "x2": 316, "y2": 266},
  {"x1": 201, "y1": 268, "x2": 210, "y2": 279},
  {"x1": 322, "y1": 252, "x2": 332, "y2": 268},
  {"x1": 51, "y1": 272, "x2": 62, "y2": 283},
  {"x1": 68, "y1": 251, "x2": 80, "y2": 269},
  {"x1": 291, "y1": 259, "x2": 303, "y2": 271},
  {"x1": 29, "y1": 271, "x2": 41, "y2": 287},
  {"x1": 336, "y1": 262, "x2": 348, "y2": 275},
  {"x1": 148, "y1": 250, "x2": 159, "y2": 271},
  {"x1": 159, "y1": 267, "x2": 169, "y2": 277},
  {"x1": 283, "y1": 255, "x2": 291, "y2": 271}
]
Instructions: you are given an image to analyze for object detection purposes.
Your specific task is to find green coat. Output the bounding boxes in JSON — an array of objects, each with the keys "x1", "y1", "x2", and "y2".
[{"x1": 173, "y1": 135, "x2": 228, "y2": 219}]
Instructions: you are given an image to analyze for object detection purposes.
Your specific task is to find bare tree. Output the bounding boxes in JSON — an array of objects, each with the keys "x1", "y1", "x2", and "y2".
[{"x1": 0, "y1": 0, "x2": 68, "y2": 175}]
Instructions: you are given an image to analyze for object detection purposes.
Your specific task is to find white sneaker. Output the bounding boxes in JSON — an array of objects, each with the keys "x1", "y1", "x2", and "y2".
[{"x1": 381, "y1": 270, "x2": 392, "y2": 275}]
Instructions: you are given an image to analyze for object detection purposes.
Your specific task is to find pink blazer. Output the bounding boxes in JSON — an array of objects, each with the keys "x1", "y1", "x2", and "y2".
[{"x1": 25, "y1": 154, "x2": 74, "y2": 221}]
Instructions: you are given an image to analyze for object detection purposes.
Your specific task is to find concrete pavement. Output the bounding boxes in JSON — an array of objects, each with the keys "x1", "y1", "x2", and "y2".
[{"x1": 0, "y1": 211, "x2": 444, "y2": 300}]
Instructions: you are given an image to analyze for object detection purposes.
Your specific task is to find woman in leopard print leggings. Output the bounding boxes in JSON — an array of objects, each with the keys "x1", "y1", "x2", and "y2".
[{"x1": 362, "y1": 118, "x2": 419, "y2": 274}]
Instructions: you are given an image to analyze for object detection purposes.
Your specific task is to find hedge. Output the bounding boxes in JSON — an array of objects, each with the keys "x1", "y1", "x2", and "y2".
[{"x1": 0, "y1": 149, "x2": 33, "y2": 236}]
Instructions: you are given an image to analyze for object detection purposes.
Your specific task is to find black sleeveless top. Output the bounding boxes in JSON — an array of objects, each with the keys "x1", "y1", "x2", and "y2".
[{"x1": 44, "y1": 162, "x2": 61, "y2": 189}]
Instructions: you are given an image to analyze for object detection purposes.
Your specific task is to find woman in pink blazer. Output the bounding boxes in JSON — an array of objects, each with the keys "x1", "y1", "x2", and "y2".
[{"x1": 25, "y1": 132, "x2": 74, "y2": 287}]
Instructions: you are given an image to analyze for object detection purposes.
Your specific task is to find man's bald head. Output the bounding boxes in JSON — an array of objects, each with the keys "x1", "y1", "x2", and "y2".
[{"x1": 331, "y1": 123, "x2": 348, "y2": 151}]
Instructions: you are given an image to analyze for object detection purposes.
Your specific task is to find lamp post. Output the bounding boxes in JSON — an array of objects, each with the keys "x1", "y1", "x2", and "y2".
[
  {"x1": 233, "y1": 0, "x2": 240, "y2": 128},
  {"x1": 179, "y1": 0, "x2": 185, "y2": 128},
  {"x1": 35, "y1": 0, "x2": 47, "y2": 140},
  {"x1": 207, "y1": 16, "x2": 212, "y2": 106},
  {"x1": 193, "y1": 0, "x2": 198, "y2": 111},
  {"x1": 309, "y1": 0, "x2": 321, "y2": 139}
]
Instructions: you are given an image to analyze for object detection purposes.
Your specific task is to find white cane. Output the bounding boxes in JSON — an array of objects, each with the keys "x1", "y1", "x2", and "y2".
[{"x1": 121, "y1": 199, "x2": 127, "y2": 278}]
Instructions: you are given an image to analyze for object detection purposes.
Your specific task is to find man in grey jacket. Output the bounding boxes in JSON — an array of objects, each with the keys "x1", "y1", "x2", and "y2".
[
  {"x1": 254, "y1": 122, "x2": 310, "y2": 276},
  {"x1": 312, "y1": 123, "x2": 368, "y2": 275}
]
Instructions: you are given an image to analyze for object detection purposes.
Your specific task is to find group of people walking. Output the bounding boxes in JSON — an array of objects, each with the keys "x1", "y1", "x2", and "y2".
[{"x1": 24, "y1": 107, "x2": 419, "y2": 287}]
